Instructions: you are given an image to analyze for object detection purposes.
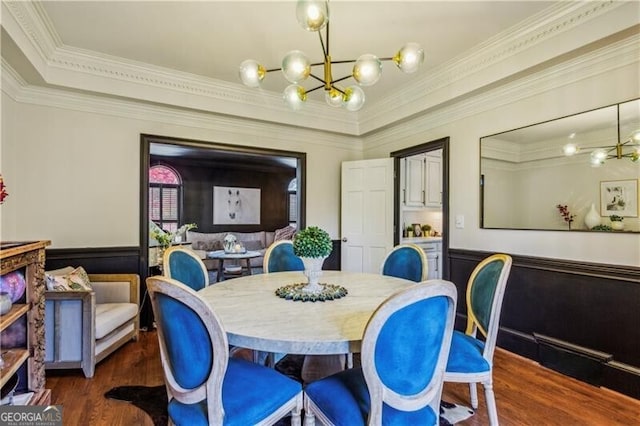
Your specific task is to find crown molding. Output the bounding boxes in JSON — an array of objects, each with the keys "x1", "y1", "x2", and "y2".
[
  {"x1": 3, "y1": 1, "x2": 638, "y2": 138},
  {"x1": 359, "y1": 0, "x2": 637, "y2": 134},
  {"x1": 1, "y1": 60, "x2": 362, "y2": 153},
  {"x1": 362, "y1": 32, "x2": 640, "y2": 152},
  {"x1": 4, "y1": 1, "x2": 636, "y2": 137},
  {"x1": 2, "y1": 0, "x2": 361, "y2": 135}
]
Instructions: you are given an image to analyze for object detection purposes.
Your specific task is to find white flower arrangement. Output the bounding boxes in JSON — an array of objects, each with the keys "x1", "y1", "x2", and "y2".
[{"x1": 151, "y1": 223, "x2": 197, "y2": 248}]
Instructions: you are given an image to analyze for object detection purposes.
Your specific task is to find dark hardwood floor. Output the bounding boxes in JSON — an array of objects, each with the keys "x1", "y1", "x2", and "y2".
[{"x1": 46, "y1": 330, "x2": 640, "y2": 425}]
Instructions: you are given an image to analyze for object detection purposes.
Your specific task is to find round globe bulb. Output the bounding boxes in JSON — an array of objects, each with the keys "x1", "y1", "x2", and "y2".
[
  {"x1": 239, "y1": 59, "x2": 265, "y2": 88},
  {"x1": 343, "y1": 86, "x2": 365, "y2": 112},
  {"x1": 283, "y1": 85, "x2": 307, "y2": 110},
  {"x1": 282, "y1": 50, "x2": 311, "y2": 84},
  {"x1": 393, "y1": 42, "x2": 425, "y2": 74},
  {"x1": 590, "y1": 149, "x2": 607, "y2": 166},
  {"x1": 562, "y1": 143, "x2": 579, "y2": 156},
  {"x1": 353, "y1": 54, "x2": 382, "y2": 87},
  {"x1": 325, "y1": 88, "x2": 343, "y2": 107},
  {"x1": 296, "y1": 0, "x2": 329, "y2": 32}
]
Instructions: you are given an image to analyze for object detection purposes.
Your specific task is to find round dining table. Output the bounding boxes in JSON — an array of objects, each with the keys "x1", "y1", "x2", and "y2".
[{"x1": 198, "y1": 270, "x2": 414, "y2": 356}]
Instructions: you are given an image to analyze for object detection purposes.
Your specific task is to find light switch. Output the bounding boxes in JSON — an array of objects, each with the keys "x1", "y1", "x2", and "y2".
[{"x1": 455, "y1": 214, "x2": 465, "y2": 229}]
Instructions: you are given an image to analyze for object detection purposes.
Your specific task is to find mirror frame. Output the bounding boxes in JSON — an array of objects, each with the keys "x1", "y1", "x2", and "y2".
[{"x1": 480, "y1": 98, "x2": 640, "y2": 233}]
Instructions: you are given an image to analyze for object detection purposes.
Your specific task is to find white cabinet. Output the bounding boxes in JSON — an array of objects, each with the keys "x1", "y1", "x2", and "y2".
[
  {"x1": 425, "y1": 153, "x2": 442, "y2": 207},
  {"x1": 403, "y1": 155, "x2": 426, "y2": 206},
  {"x1": 415, "y1": 241, "x2": 442, "y2": 279},
  {"x1": 402, "y1": 153, "x2": 442, "y2": 208}
]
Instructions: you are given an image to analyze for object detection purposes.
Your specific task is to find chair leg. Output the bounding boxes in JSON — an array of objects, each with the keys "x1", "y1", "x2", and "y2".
[
  {"x1": 483, "y1": 380, "x2": 499, "y2": 426},
  {"x1": 347, "y1": 352, "x2": 353, "y2": 369},
  {"x1": 303, "y1": 396, "x2": 316, "y2": 426},
  {"x1": 291, "y1": 394, "x2": 303, "y2": 426},
  {"x1": 469, "y1": 382, "x2": 478, "y2": 409}
]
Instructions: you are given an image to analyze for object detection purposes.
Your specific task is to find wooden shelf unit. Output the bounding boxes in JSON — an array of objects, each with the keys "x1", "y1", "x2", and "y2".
[{"x1": 0, "y1": 240, "x2": 51, "y2": 405}]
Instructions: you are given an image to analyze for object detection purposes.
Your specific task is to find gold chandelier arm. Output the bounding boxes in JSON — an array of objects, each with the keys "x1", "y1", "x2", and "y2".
[
  {"x1": 305, "y1": 83, "x2": 327, "y2": 94},
  {"x1": 309, "y1": 73, "x2": 327, "y2": 85}
]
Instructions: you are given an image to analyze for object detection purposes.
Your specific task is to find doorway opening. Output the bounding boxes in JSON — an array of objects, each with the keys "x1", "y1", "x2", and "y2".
[{"x1": 391, "y1": 137, "x2": 450, "y2": 279}]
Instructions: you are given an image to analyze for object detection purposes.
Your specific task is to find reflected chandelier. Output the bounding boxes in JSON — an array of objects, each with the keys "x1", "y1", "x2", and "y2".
[
  {"x1": 238, "y1": 0, "x2": 424, "y2": 111},
  {"x1": 562, "y1": 104, "x2": 640, "y2": 166}
]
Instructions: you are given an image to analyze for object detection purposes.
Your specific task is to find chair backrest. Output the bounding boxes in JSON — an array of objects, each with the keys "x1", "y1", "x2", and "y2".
[
  {"x1": 361, "y1": 280, "x2": 457, "y2": 423},
  {"x1": 263, "y1": 240, "x2": 304, "y2": 273},
  {"x1": 464, "y1": 253, "x2": 512, "y2": 361},
  {"x1": 163, "y1": 246, "x2": 209, "y2": 291},
  {"x1": 147, "y1": 276, "x2": 228, "y2": 423},
  {"x1": 380, "y1": 243, "x2": 427, "y2": 282}
]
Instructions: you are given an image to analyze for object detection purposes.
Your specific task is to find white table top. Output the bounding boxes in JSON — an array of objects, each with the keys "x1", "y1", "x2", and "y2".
[
  {"x1": 206, "y1": 250, "x2": 261, "y2": 259},
  {"x1": 198, "y1": 271, "x2": 413, "y2": 355}
]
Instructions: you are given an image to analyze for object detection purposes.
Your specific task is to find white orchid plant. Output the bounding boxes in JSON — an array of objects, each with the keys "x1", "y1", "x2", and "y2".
[{"x1": 151, "y1": 223, "x2": 197, "y2": 249}]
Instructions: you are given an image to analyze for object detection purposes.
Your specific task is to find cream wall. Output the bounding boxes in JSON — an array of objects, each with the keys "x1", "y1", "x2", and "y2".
[
  {"x1": 0, "y1": 91, "x2": 361, "y2": 247},
  {"x1": 363, "y1": 45, "x2": 640, "y2": 267}
]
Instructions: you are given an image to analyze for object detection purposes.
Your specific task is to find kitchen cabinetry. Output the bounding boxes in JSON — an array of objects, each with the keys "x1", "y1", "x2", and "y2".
[
  {"x1": 414, "y1": 240, "x2": 442, "y2": 280},
  {"x1": 402, "y1": 153, "x2": 442, "y2": 208},
  {"x1": 0, "y1": 241, "x2": 51, "y2": 405}
]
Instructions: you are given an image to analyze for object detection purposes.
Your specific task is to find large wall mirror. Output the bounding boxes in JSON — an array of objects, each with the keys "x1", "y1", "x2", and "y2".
[{"x1": 480, "y1": 98, "x2": 640, "y2": 233}]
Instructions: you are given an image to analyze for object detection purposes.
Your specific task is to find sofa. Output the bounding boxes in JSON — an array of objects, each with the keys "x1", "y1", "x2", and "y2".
[
  {"x1": 44, "y1": 268, "x2": 139, "y2": 378},
  {"x1": 188, "y1": 226, "x2": 296, "y2": 270}
]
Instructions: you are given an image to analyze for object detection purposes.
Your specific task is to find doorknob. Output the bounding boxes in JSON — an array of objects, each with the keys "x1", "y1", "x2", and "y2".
[{"x1": 342, "y1": 237, "x2": 348, "y2": 242}]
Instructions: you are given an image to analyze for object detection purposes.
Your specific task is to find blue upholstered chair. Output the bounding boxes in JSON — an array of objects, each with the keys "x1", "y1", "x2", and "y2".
[
  {"x1": 263, "y1": 240, "x2": 304, "y2": 273},
  {"x1": 163, "y1": 246, "x2": 209, "y2": 291},
  {"x1": 304, "y1": 280, "x2": 457, "y2": 426},
  {"x1": 146, "y1": 276, "x2": 303, "y2": 426},
  {"x1": 380, "y1": 243, "x2": 427, "y2": 282},
  {"x1": 444, "y1": 253, "x2": 512, "y2": 426}
]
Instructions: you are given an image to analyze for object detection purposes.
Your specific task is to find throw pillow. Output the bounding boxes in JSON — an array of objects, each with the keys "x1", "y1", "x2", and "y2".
[
  {"x1": 274, "y1": 225, "x2": 296, "y2": 241},
  {"x1": 46, "y1": 266, "x2": 92, "y2": 291}
]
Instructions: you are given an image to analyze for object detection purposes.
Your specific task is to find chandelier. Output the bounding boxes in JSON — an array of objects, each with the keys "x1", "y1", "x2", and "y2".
[
  {"x1": 238, "y1": 0, "x2": 424, "y2": 111},
  {"x1": 562, "y1": 104, "x2": 640, "y2": 166}
]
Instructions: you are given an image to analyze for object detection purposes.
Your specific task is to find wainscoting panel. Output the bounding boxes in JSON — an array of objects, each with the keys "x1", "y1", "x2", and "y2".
[{"x1": 448, "y1": 249, "x2": 640, "y2": 399}]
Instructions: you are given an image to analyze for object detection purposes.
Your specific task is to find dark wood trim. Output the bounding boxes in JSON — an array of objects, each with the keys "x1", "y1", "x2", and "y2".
[
  {"x1": 449, "y1": 248, "x2": 640, "y2": 282},
  {"x1": 390, "y1": 137, "x2": 450, "y2": 279},
  {"x1": 448, "y1": 247, "x2": 640, "y2": 398},
  {"x1": 45, "y1": 247, "x2": 140, "y2": 274},
  {"x1": 139, "y1": 134, "x2": 307, "y2": 263}
]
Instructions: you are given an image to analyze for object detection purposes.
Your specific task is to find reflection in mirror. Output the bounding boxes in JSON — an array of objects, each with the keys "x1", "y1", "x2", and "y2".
[{"x1": 481, "y1": 99, "x2": 640, "y2": 233}]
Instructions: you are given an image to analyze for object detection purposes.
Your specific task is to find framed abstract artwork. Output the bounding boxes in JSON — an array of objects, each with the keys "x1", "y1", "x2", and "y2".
[{"x1": 600, "y1": 179, "x2": 638, "y2": 217}]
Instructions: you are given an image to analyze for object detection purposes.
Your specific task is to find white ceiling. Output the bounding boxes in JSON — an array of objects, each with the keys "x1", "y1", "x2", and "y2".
[
  {"x1": 37, "y1": 1, "x2": 553, "y2": 105},
  {"x1": 2, "y1": 1, "x2": 637, "y2": 135}
]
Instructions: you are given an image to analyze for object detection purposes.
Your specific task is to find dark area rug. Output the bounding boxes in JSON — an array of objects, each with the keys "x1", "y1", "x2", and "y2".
[{"x1": 105, "y1": 355, "x2": 473, "y2": 425}]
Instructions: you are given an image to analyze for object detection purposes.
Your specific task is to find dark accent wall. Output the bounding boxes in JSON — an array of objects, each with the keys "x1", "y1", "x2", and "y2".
[
  {"x1": 449, "y1": 248, "x2": 640, "y2": 399},
  {"x1": 152, "y1": 156, "x2": 296, "y2": 233}
]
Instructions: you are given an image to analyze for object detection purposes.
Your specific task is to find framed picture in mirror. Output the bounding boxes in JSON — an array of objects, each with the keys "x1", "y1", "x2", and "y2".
[{"x1": 600, "y1": 179, "x2": 638, "y2": 217}]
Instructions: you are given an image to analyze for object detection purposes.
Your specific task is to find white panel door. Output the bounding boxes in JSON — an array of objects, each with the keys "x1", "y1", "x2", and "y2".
[{"x1": 341, "y1": 158, "x2": 394, "y2": 273}]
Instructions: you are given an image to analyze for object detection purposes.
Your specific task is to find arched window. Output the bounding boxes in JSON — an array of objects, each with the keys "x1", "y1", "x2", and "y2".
[
  {"x1": 149, "y1": 165, "x2": 182, "y2": 233},
  {"x1": 288, "y1": 178, "x2": 297, "y2": 226}
]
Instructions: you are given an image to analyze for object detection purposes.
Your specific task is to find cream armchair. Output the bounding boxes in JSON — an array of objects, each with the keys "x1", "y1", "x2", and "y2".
[{"x1": 44, "y1": 270, "x2": 139, "y2": 378}]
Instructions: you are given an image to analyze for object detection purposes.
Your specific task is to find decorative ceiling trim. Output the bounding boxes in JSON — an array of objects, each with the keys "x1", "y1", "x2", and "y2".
[
  {"x1": 2, "y1": 1, "x2": 630, "y2": 136},
  {"x1": 359, "y1": 1, "x2": 634, "y2": 132},
  {"x1": 362, "y1": 32, "x2": 640, "y2": 151},
  {"x1": 1, "y1": 60, "x2": 363, "y2": 153}
]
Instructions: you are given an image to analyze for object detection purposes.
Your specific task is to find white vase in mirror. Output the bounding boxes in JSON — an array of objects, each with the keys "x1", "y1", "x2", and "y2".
[{"x1": 584, "y1": 203, "x2": 601, "y2": 229}]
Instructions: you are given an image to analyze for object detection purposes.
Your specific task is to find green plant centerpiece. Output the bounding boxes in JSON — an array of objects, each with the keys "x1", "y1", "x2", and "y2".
[
  {"x1": 293, "y1": 226, "x2": 332, "y2": 294},
  {"x1": 293, "y1": 226, "x2": 332, "y2": 258},
  {"x1": 275, "y1": 226, "x2": 347, "y2": 301}
]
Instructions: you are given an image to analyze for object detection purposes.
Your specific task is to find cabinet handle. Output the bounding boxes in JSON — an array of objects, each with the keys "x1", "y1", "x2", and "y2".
[
  {"x1": 403, "y1": 189, "x2": 406, "y2": 204},
  {"x1": 422, "y1": 190, "x2": 425, "y2": 204},
  {"x1": 435, "y1": 255, "x2": 439, "y2": 271}
]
